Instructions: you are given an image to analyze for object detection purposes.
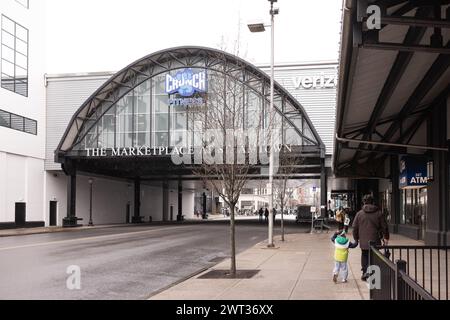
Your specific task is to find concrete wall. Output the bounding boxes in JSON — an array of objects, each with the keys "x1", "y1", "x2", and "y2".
[
  {"x1": 0, "y1": 151, "x2": 45, "y2": 222},
  {"x1": 44, "y1": 173, "x2": 195, "y2": 226}
]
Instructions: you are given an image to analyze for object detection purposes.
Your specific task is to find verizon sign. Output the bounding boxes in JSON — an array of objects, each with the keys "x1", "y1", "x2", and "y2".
[{"x1": 292, "y1": 73, "x2": 337, "y2": 89}]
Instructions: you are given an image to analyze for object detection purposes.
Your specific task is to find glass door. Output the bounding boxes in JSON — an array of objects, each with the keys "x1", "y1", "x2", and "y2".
[{"x1": 418, "y1": 188, "x2": 427, "y2": 240}]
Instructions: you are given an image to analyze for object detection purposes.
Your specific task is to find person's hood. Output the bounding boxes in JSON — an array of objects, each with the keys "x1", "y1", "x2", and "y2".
[
  {"x1": 336, "y1": 236, "x2": 349, "y2": 246},
  {"x1": 362, "y1": 204, "x2": 378, "y2": 213}
]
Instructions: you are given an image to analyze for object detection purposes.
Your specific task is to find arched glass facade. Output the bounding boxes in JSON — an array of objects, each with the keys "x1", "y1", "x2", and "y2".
[{"x1": 57, "y1": 47, "x2": 323, "y2": 156}]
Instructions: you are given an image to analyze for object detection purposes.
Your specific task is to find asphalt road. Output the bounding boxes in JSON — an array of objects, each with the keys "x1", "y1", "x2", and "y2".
[{"x1": 0, "y1": 220, "x2": 307, "y2": 300}]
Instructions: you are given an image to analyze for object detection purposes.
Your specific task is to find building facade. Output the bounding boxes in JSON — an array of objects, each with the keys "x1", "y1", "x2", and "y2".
[
  {"x1": 0, "y1": 0, "x2": 46, "y2": 228},
  {"x1": 43, "y1": 56, "x2": 337, "y2": 226},
  {"x1": 0, "y1": 1, "x2": 338, "y2": 229}
]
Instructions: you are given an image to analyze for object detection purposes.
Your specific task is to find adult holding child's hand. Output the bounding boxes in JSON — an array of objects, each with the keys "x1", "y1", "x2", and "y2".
[{"x1": 352, "y1": 194, "x2": 390, "y2": 282}]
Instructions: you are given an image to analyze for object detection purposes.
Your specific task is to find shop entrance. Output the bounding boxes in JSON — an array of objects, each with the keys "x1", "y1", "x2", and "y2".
[
  {"x1": 418, "y1": 188, "x2": 427, "y2": 240},
  {"x1": 15, "y1": 202, "x2": 26, "y2": 227}
]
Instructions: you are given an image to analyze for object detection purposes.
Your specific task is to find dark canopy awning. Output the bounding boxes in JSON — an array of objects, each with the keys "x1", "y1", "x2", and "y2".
[{"x1": 334, "y1": 0, "x2": 450, "y2": 178}]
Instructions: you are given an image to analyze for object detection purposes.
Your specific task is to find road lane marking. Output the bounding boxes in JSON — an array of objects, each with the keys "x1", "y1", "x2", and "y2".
[{"x1": 0, "y1": 226, "x2": 188, "y2": 252}]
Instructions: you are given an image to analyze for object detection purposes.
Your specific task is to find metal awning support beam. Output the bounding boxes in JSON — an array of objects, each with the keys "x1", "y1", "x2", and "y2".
[
  {"x1": 380, "y1": 40, "x2": 450, "y2": 143},
  {"x1": 336, "y1": 134, "x2": 448, "y2": 152},
  {"x1": 362, "y1": 42, "x2": 450, "y2": 54},
  {"x1": 368, "y1": 16, "x2": 450, "y2": 29},
  {"x1": 351, "y1": 7, "x2": 429, "y2": 164}
]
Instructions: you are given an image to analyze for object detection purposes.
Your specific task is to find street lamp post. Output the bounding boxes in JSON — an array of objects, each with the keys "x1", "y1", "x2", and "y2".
[
  {"x1": 88, "y1": 178, "x2": 94, "y2": 226},
  {"x1": 248, "y1": 0, "x2": 279, "y2": 248}
]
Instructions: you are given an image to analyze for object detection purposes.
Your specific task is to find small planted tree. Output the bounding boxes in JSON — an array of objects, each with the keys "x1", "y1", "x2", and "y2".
[
  {"x1": 273, "y1": 149, "x2": 303, "y2": 241},
  {"x1": 185, "y1": 65, "x2": 267, "y2": 276}
]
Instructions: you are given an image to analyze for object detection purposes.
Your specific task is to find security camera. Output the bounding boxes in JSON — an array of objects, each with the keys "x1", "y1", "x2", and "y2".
[{"x1": 271, "y1": 7, "x2": 280, "y2": 15}]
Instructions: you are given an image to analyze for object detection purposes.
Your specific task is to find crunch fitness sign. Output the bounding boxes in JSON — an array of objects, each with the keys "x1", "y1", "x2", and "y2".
[{"x1": 165, "y1": 68, "x2": 207, "y2": 97}]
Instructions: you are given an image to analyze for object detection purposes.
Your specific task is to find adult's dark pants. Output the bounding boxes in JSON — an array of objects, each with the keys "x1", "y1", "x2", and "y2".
[{"x1": 361, "y1": 249, "x2": 369, "y2": 274}]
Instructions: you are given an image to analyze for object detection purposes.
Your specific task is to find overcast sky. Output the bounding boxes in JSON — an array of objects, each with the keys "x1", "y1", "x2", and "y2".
[{"x1": 45, "y1": 0, "x2": 343, "y2": 74}]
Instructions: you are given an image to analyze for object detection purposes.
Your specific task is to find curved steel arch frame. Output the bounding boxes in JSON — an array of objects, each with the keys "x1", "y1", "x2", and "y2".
[{"x1": 55, "y1": 46, "x2": 325, "y2": 160}]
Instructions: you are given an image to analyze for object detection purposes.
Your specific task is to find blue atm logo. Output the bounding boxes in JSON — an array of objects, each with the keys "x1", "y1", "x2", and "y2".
[
  {"x1": 399, "y1": 157, "x2": 428, "y2": 189},
  {"x1": 165, "y1": 69, "x2": 207, "y2": 97}
]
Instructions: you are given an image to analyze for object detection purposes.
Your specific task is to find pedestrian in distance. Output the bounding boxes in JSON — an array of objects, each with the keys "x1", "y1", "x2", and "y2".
[
  {"x1": 335, "y1": 206, "x2": 345, "y2": 231},
  {"x1": 352, "y1": 194, "x2": 390, "y2": 282},
  {"x1": 264, "y1": 207, "x2": 269, "y2": 222},
  {"x1": 331, "y1": 230, "x2": 358, "y2": 283},
  {"x1": 259, "y1": 208, "x2": 264, "y2": 222},
  {"x1": 343, "y1": 208, "x2": 351, "y2": 233}
]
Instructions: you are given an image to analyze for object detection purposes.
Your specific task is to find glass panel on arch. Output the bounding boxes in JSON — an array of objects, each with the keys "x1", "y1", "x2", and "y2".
[
  {"x1": 171, "y1": 131, "x2": 188, "y2": 147},
  {"x1": 246, "y1": 90, "x2": 262, "y2": 129},
  {"x1": 98, "y1": 106, "x2": 116, "y2": 148},
  {"x1": 171, "y1": 108, "x2": 188, "y2": 147},
  {"x1": 155, "y1": 132, "x2": 169, "y2": 147},
  {"x1": 116, "y1": 93, "x2": 134, "y2": 148},
  {"x1": 285, "y1": 127, "x2": 302, "y2": 146},
  {"x1": 134, "y1": 81, "x2": 151, "y2": 146},
  {"x1": 303, "y1": 125, "x2": 318, "y2": 146},
  {"x1": 153, "y1": 75, "x2": 169, "y2": 147},
  {"x1": 85, "y1": 124, "x2": 98, "y2": 149}
]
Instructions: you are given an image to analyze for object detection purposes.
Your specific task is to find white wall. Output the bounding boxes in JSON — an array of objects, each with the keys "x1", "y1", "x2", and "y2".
[
  {"x1": 46, "y1": 174, "x2": 133, "y2": 226},
  {"x1": 0, "y1": 0, "x2": 47, "y2": 159},
  {"x1": 182, "y1": 191, "x2": 195, "y2": 219},
  {"x1": 0, "y1": 1, "x2": 47, "y2": 224},
  {"x1": 141, "y1": 184, "x2": 163, "y2": 222},
  {"x1": 0, "y1": 151, "x2": 44, "y2": 222},
  {"x1": 44, "y1": 173, "x2": 196, "y2": 226}
]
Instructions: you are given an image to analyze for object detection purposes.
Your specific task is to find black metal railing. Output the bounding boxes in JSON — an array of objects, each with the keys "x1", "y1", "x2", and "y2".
[{"x1": 369, "y1": 244, "x2": 449, "y2": 300}]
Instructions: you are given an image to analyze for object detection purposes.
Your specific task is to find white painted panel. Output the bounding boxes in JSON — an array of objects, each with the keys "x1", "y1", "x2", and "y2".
[
  {"x1": 141, "y1": 184, "x2": 163, "y2": 222},
  {"x1": 45, "y1": 172, "x2": 67, "y2": 226},
  {"x1": 45, "y1": 77, "x2": 110, "y2": 170},
  {"x1": 182, "y1": 191, "x2": 195, "y2": 219},
  {"x1": 5, "y1": 153, "x2": 26, "y2": 221},
  {"x1": 0, "y1": 152, "x2": 7, "y2": 222},
  {"x1": 25, "y1": 157, "x2": 44, "y2": 221}
]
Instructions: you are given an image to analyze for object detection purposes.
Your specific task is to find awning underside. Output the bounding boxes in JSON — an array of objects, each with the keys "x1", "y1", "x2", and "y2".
[{"x1": 335, "y1": 0, "x2": 450, "y2": 177}]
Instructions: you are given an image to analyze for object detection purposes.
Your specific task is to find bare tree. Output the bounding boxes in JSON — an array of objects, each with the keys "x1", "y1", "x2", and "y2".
[
  {"x1": 273, "y1": 150, "x2": 303, "y2": 241},
  {"x1": 186, "y1": 64, "x2": 268, "y2": 275}
]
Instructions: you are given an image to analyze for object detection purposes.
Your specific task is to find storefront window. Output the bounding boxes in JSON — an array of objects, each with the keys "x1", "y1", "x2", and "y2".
[
  {"x1": 134, "y1": 81, "x2": 151, "y2": 147},
  {"x1": 400, "y1": 188, "x2": 426, "y2": 226},
  {"x1": 153, "y1": 75, "x2": 169, "y2": 147}
]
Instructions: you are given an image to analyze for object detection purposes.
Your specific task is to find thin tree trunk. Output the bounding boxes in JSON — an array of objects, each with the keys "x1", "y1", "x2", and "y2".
[
  {"x1": 281, "y1": 205, "x2": 285, "y2": 242},
  {"x1": 230, "y1": 204, "x2": 237, "y2": 276}
]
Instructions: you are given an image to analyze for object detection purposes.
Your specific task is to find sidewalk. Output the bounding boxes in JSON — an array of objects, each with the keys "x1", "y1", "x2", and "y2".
[{"x1": 150, "y1": 232, "x2": 420, "y2": 300}]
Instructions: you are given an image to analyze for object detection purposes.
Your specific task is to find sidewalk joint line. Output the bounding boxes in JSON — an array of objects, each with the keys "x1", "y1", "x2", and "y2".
[{"x1": 288, "y1": 249, "x2": 311, "y2": 300}]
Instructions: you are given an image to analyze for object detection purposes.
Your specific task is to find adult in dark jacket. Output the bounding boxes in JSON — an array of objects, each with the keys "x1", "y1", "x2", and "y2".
[{"x1": 352, "y1": 195, "x2": 390, "y2": 281}]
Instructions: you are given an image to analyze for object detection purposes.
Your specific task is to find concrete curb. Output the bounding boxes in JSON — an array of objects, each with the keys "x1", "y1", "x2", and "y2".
[
  {"x1": 146, "y1": 266, "x2": 211, "y2": 300},
  {"x1": 0, "y1": 221, "x2": 218, "y2": 238},
  {"x1": 0, "y1": 224, "x2": 127, "y2": 238}
]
